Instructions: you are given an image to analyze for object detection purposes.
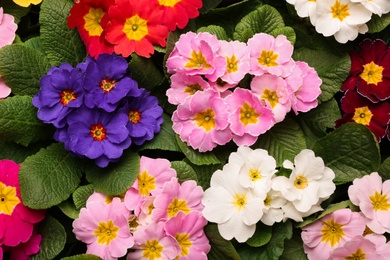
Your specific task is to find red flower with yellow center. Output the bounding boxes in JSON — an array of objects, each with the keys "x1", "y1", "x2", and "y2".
[
  {"x1": 105, "y1": 0, "x2": 169, "y2": 58},
  {"x1": 67, "y1": 0, "x2": 115, "y2": 58}
]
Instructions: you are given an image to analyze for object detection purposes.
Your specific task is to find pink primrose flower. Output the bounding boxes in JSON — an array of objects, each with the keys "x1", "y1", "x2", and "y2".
[
  {"x1": 138, "y1": 196, "x2": 156, "y2": 227},
  {"x1": 0, "y1": 8, "x2": 17, "y2": 48},
  {"x1": 365, "y1": 234, "x2": 390, "y2": 259},
  {"x1": 348, "y1": 172, "x2": 390, "y2": 234},
  {"x1": 5, "y1": 227, "x2": 42, "y2": 260},
  {"x1": 328, "y1": 235, "x2": 381, "y2": 260},
  {"x1": 225, "y1": 88, "x2": 275, "y2": 146},
  {"x1": 172, "y1": 89, "x2": 232, "y2": 152},
  {"x1": 0, "y1": 77, "x2": 11, "y2": 100}
]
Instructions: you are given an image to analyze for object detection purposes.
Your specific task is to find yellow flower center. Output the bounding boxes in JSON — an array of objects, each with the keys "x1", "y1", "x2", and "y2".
[
  {"x1": 194, "y1": 108, "x2": 216, "y2": 132},
  {"x1": 84, "y1": 8, "x2": 104, "y2": 36},
  {"x1": 0, "y1": 182, "x2": 20, "y2": 215},
  {"x1": 129, "y1": 110, "x2": 142, "y2": 124},
  {"x1": 175, "y1": 233, "x2": 192, "y2": 257},
  {"x1": 90, "y1": 123, "x2": 107, "y2": 142},
  {"x1": 294, "y1": 175, "x2": 308, "y2": 189},
  {"x1": 141, "y1": 239, "x2": 164, "y2": 260},
  {"x1": 158, "y1": 0, "x2": 181, "y2": 7},
  {"x1": 167, "y1": 198, "x2": 190, "y2": 219},
  {"x1": 93, "y1": 220, "x2": 119, "y2": 245},
  {"x1": 309, "y1": 0, "x2": 316, "y2": 2},
  {"x1": 321, "y1": 218, "x2": 345, "y2": 247},
  {"x1": 264, "y1": 195, "x2": 272, "y2": 207},
  {"x1": 249, "y1": 169, "x2": 261, "y2": 182},
  {"x1": 331, "y1": 0, "x2": 350, "y2": 21},
  {"x1": 345, "y1": 248, "x2": 366, "y2": 260},
  {"x1": 105, "y1": 192, "x2": 125, "y2": 204},
  {"x1": 352, "y1": 106, "x2": 373, "y2": 126},
  {"x1": 137, "y1": 171, "x2": 156, "y2": 196},
  {"x1": 184, "y1": 84, "x2": 202, "y2": 95},
  {"x1": 369, "y1": 191, "x2": 390, "y2": 211},
  {"x1": 233, "y1": 193, "x2": 247, "y2": 210},
  {"x1": 240, "y1": 102, "x2": 260, "y2": 126},
  {"x1": 123, "y1": 15, "x2": 149, "y2": 41},
  {"x1": 261, "y1": 89, "x2": 279, "y2": 108},
  {"x1": 185, "y1": 51, "x2": 212, "y2": 70},
  {"x1": 128, "y1": 215, "x2": 139, "y2": 233},
  {"x1": 258, "y1": 50, "x2": 278, "y2": 67},
  {"x1": 59, "y1": 89, "x2": 77, "y2": 106},
  {"x1": 360, "y1": 61, "x2": 384, "y2": 85},
  {"x1": 226, "y1": 55, "x2": 239, "y2": 74},
  {"x1": 100, "y1": 78, "x2": 116, "y2": 93}
]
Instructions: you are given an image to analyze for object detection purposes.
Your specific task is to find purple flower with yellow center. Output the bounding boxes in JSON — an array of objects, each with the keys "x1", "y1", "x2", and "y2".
[
  {"x1": 32, "y1": 62, "x2": 85, "y2": 128},
  {"x1": 66, "y1": 106, "x2": 131, "y2": 168},
  {"x1": 83, "y1": 53, "x2": 141, "y2": 112}
]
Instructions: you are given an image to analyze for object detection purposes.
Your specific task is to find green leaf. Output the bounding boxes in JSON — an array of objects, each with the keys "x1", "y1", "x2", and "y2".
[
  {"x1": 379, "y1": 156, "x2": 390, "y2": 180},
  {"x1": 0, "y1": 96, "x2": 52, "y2": 146},
  {"x1": 0, "y1": 140, "x2": 49, "y2": 163},
  {"x1": 280, "y1": 231, "x2": 307, "y2": 260},
  {"x1": 86, "y1": 150, "x2": 139, "y2": 195},
  {"x1": 269, "y1": 26, "x2": 296, "y2": 45},
  {"x1": 205, "y1": 224, "x2": 241, "y2": 260},
  {"x1": 128, "y1": 54, "x2": 165, "y2": 91},
  {"x1": 0, "y1": 0, "x2": 30, "y2": 24},
  {"x1": 19, "y1": 143, "x2": 83, "y2": 209},
  {"x1": 313, "y1": 123, "x2": 380, "y2": 185},
  {"x1": 0, "y1": 44, "x2": 51, "y2": 96},
  {"x1": 140, "y1": 113, "x2": 181, "y2": 152},
  {"x1": 171, "y1": 161, "x2": 198, "y2": 183},
  {"x1": 199, "y1": 0, "x2": 223, "y2": 13},
  {"x1": 367, "y1": 13, "x2": 390, "y2": 33},
  {"x1": 188, "y1": 161, "x2": 222, "y2": 191},
  {"x1": 253, "y1": 117, "x2": 307, "y2": 166},
  {"x1": 40, "y1": 0, "x2": 86, "y2": 66},
  {"x1": 246, "y1": 223, "x2": 272, "y2": 247},
  {"x1": 61, "y1": 255, "x2": 102, "y2": 260},
  {"x1": 197, "y1": 25, "x2": 230, "y2": 40},
  {"x1": 233, "y1": 5, "x2": 286, "y2": 42},
  {"x1": 58, "y1": 200, "x2": 80, "y2": 219},
  {"x1": 176, "y1": 135, "x2": 221, "y2": 165},
  {"x1": 73, "y1": 184, "x2": 94, "y2": 210},
  {"x1": 25, "y1": 36, "x2": 46, "y2": 54},
  {"x1": 31, "y1": 216, "x2": 67, "y2": 260}
]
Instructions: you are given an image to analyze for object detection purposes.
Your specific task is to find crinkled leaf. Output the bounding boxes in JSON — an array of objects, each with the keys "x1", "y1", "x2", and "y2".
[
  {"x1": 0, "y1": 140, "x2": 49, "y2": 163},
  {"x1": 269, "y1": 26, "x2": 296, "y2": 45},
  {"x1": 86, "y1": 150, "x2": 139, "y2": 195},
  {"x1": 25, "y1": 36, "x2": 46, "y2": 54},
  {"x1": 253, "y1": 117, "x2": 307, "y2": 166},
  {"x1": 0, "y1": 0, "x2": 30, "y2": 24},
  {"x1": 0, "y1": 44, "x2": 51, "y2": 96},
  {"x1": 280, "y1": 231, "x2": 307, "y2": 260},
  {"x1": 367, "y1": 13, "x2": 390, "y2": 33},
  {"x1": 19, "y1": 143, "x2": 83, "y2": 209},
  {"x1": 197, "y1": 25, "x2": 230, "y2": 40},
  {"x1": 176, "y1": 135, "x2": 221, "y2": 165},
  {"x1": 40, "y1": 0, "x2": 86, "y2": 66},
  {"x1": 205, "y1": 224, "x2": 241, "y2": 260},
  {"x1": 128, "y1": 54, "x2": 165, "y2": 91},
  {"x1": 0, "y1": 96, "x2": 53, "y2": 146},
  {"x1": 313, "y1": 123, "x2": 380, "y2": 185},
  {"x1": 199, "y1": 0, "x2": 223, "y2": 13},
  {"x1": 378, "y1": 156, "x2": 390, "y2": 180},
  {"x1": 171, "y1": 160, "x2": 198, "y2": 183},
  {"x1": 58, "y1": 200, "x2": 80, "y2": 219},
  {"x1": 31, "y1": 216, "x2": 66, "y2": 260},
  {"x1": 62, "y1": 255, "x2": 102, "y2": 260},
  {"x1": 187, "y1": 160, "x2": 222, "y2": 191},
  {"x1": 246, "y1": 223, "x2": 272, "y2": 247},
  {"x1": 73, "y1": 184, "x2": 94, "y2": 210}
]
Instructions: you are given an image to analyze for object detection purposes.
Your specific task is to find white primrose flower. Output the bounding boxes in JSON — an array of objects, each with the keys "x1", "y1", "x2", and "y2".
[
  {"x1": 351, "y1": 0, "x2": 390, "y2": 16},
  {"x1": 286, "y1": 0, "x2": 319, "y2": 25},
  {"x1": 260, "y1": 189, "x2": 287, "y2": 226}
]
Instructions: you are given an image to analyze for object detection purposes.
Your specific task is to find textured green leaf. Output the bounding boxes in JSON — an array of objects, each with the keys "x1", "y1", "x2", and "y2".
[
  {"x1": 270, "y1": 26, "x2": 296, "y2": 45},
  {"x1": 378, "y1": 156, "x2": 390, "y2": 180},
  {"x1": 280, "y1": 231, "x2": 307, "y2": 260},
  {"x1": 25, "y1": 36, "x2": 46, "y2": 54},
  {"x1": 31, "y1": 216, "x2": 66, "y2": 260},
  {"x1": 58, "y1": 200, "x2": 80, "y2": 219},
  {"x1": 187, "y1": 160, "x2": 222, "y2": 191},
  {"x1": 367, "y1": 13, "x2": 390, "y2": 33},
  {"x1": 313, "y1": 123, "x2": 380, "y2": 185},
  {"x1": 253, "y1": 117, "x2": 307, "y2": 166},
  {"x1": 176, "y1": 135, "x2": 221, "y2": 165},
  {"x1": 246, "y1": 223, "x2": 272, "y2": 247},
  {"x1": 0, "y1": 44, "x2": 51, "y2": 96},
  {"x1": 0, "y1": 140, "x2": 49, "y2": 163},
  {"x1": 199, "y1": 0, "x2": 223, "y2": 13},
  {"x1": 19, "y1": 143, "x2": 83, "y2": 209},
  {"x1": 128, "y1": 54, "x2": 165, "y2": 91},
  {"x1": 86, "y1": 150, "x2": 139, "y2": 195},
  {"x1": 0, "y1": 0, "x2": 30, "y2": 24},
  {"x1": 61, "y1": 255, "x2": 102, "y2": 260},
  {"x1": 40, "y1": 0, "x2": 86, "y2": 66},
  {"x1": 0, "y1": 96, "x2": 52, "y2": 146},
  {"x1": 171, "y1": 160, "x2": 198, "y2": 183},
  {"x1": 197, "y1": 25, "x2": 230, "y2": 40},
  {"x1": 73, "y1": 184, "x2": 94, "y2": 210},
  {"x1": 205, "y1": 224, "x2": 241, "y2": 260}
]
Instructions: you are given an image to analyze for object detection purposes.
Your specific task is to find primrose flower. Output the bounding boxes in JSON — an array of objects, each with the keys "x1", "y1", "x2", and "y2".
[
  {"x1": 0, "y1": 7, "x2": 17, "y2": 48},
  {"x1": 12, "y1": 0, "x2": 41, "y2": 7},
  {"x1": 73, "y1": 198, "x2": 134, "y2": 260},
  {"x1": 350, "y1": 0, "x2": 390, "y2": 16},
  {"x1": 314, "y1": 0, "x2": 372, "y2": 43},
  {"x1": 105, "y1": 0, "x2": 169, "y2": 58},
  {"x1": 0, "y1": 77, "x2": 11, "y2": 100},
  {"x1": 164, "y1": 211, "x2": 210, "y2": 259},
  {"x1": 4, "y1": 227, "x2": 42, "y2": 260},
  {"x1": 348, "y1": 172, "x2": 390, "y2": 234},
  {"x1": 247, "y1": 33, "x2": 295, "y2": 77},
  {"x1": 225, "y1": 88, "x2": 275, "y2": 146},
  {"x1": 172, "y1": 89, "x2": 232, "y2": 152},
  {"x1": 301, "y1": 208, "x2": 367, "y2": 260},
  {"x1": 0, "y1": 160, "x2": 45, "y2": 247},
  {"x1": 260, "y1": 189, "x2": 287, "y2": 226},
  {"x1": 286, "y1": 0, "x2": 318, "y2": 25}
]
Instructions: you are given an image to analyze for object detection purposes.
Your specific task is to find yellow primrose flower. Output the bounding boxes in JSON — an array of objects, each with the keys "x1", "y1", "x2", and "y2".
[{"x1": 12, "y1": 0, "x2": 42, "y2": 8}]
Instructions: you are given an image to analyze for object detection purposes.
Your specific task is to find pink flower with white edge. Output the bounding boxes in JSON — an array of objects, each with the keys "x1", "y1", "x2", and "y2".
[
  {"x1": 166, "y1": 31, "x2": 225, "y2": 78},
  {"x1": 172, "y1": 89, "x2": 232, "y2": 152},
  {"x1": 72, "y1": 198, "x2": 134, "y2": 260},
  {"x1": 348, "y1": 172, "x2": 390, "y2": 234},
  {"x1": 250, "y1": 74, "x2": 291, "y2": 122},
  {"x1": 0, "y1": 77, "x2": 11, "y2": 99},
  {"x1": 152, "y1": 177, "x2": 204, "y2": 223},
  {"x1": 0, "y1": 8, "x2": 17, "y2": 48},
  {"x1": 225, "y1": 88, "x2": 275, "y2": 146},
  {"x1": 301, "y1": 208, "x2": 367, "y2": 260},
  {"x1": 328, "y1": 235, "x2": 379, "y2": 260},
  {"x1": 166, "y1": 72, "x2": 212, "y2": 105},
  {"x1": 127, "y1": 221, "x2": 180, "y2": 260},
  {"x1": 124, "y1": 156, "x2": 177, "y2": 215},
  {"x1": 247, "y1": 33, "x2": 295, "y2": 77},
  {"x1": 285, "y1": 61, "x2": 322, "y2": 114},
  {"x1": 164, "y1": 211, "x2": 210, "y2": 259}
]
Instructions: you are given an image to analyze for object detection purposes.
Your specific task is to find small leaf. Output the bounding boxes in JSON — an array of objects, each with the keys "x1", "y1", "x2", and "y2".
[
  {"x1": 0, "y1": 140, "x2": 49, "y2": 163},
  {"x1": 199, "y1": 0, "x2": 223, "y2": 13},
  {"x1": 176, "y1": 135, "x2": 221, "y2": 165},
  {"x1": 197, "y1": 25, "x2": 230, "y2": 40},
  {"x1": 205, "y1": 224, "x2": 241, "y2": 260},
  {"x1": 171, "y1": 160, "x2": 198, "y2": 183},
  {"x1": 73, "y1": 184, "x2": 94, "y2": 210},
  {"x1": 86, "y1": 150, "x2": 139, "y2": 195},
  {"x1": 187, "y1": 160, "x2": 222, "y2": 191},
  {"x1": 379, "y1": 156, "x2": 390, "y2": 180},
  {"x1": 367, "y1": 13, "x2": 390, "y2": 33},
  {"x1": 280, "y1": 231, "x2": 307, "y2": 260},
  {"x1": 246, "y1": 223, "x2": 272, "y2": 247},
  {"x1": 61, "y1": 255, "x2": 102, "y2": 260},
  {"x1": 269, "y1": 26, "x2": 296, "y2": 45},
  {"x1": 19, "y1": 143, "x2": 83, "y2": 209},
  {"x1": 128, "y1": 54, "x2": 165, "y2": 91},
  {"x1": 58, "y1": 200, "x2": 80, "y2": 219}
]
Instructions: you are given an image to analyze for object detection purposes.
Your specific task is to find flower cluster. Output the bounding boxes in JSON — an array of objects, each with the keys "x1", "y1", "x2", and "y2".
[
  {"x1": 32, "y1": 53, "x2": 163, "y2": 167},
  {"x1": 202, "y1": 147, "x2": 335, "y2": 242},
  {"x1": 336, "y1": 39, "x2": 390, "y2": 141},
  {"x1": 0, "y1": 160, "x2": 46, "y2": 259},
  {"x1": 286, "y1": 0, "x2": 390, "y2": 43},
  {"x1": 166, "y1": 31, "x2": 322, "y2": 152},
  {"x1": 72, "y1": 156, "x2": 210, "y2": 260},
  {"x1": 301, "y1": 172, "x2": 390, "y2": 259},
  {"x1": 67, "y1": 0, "x2": 202, "y2": 58}
]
